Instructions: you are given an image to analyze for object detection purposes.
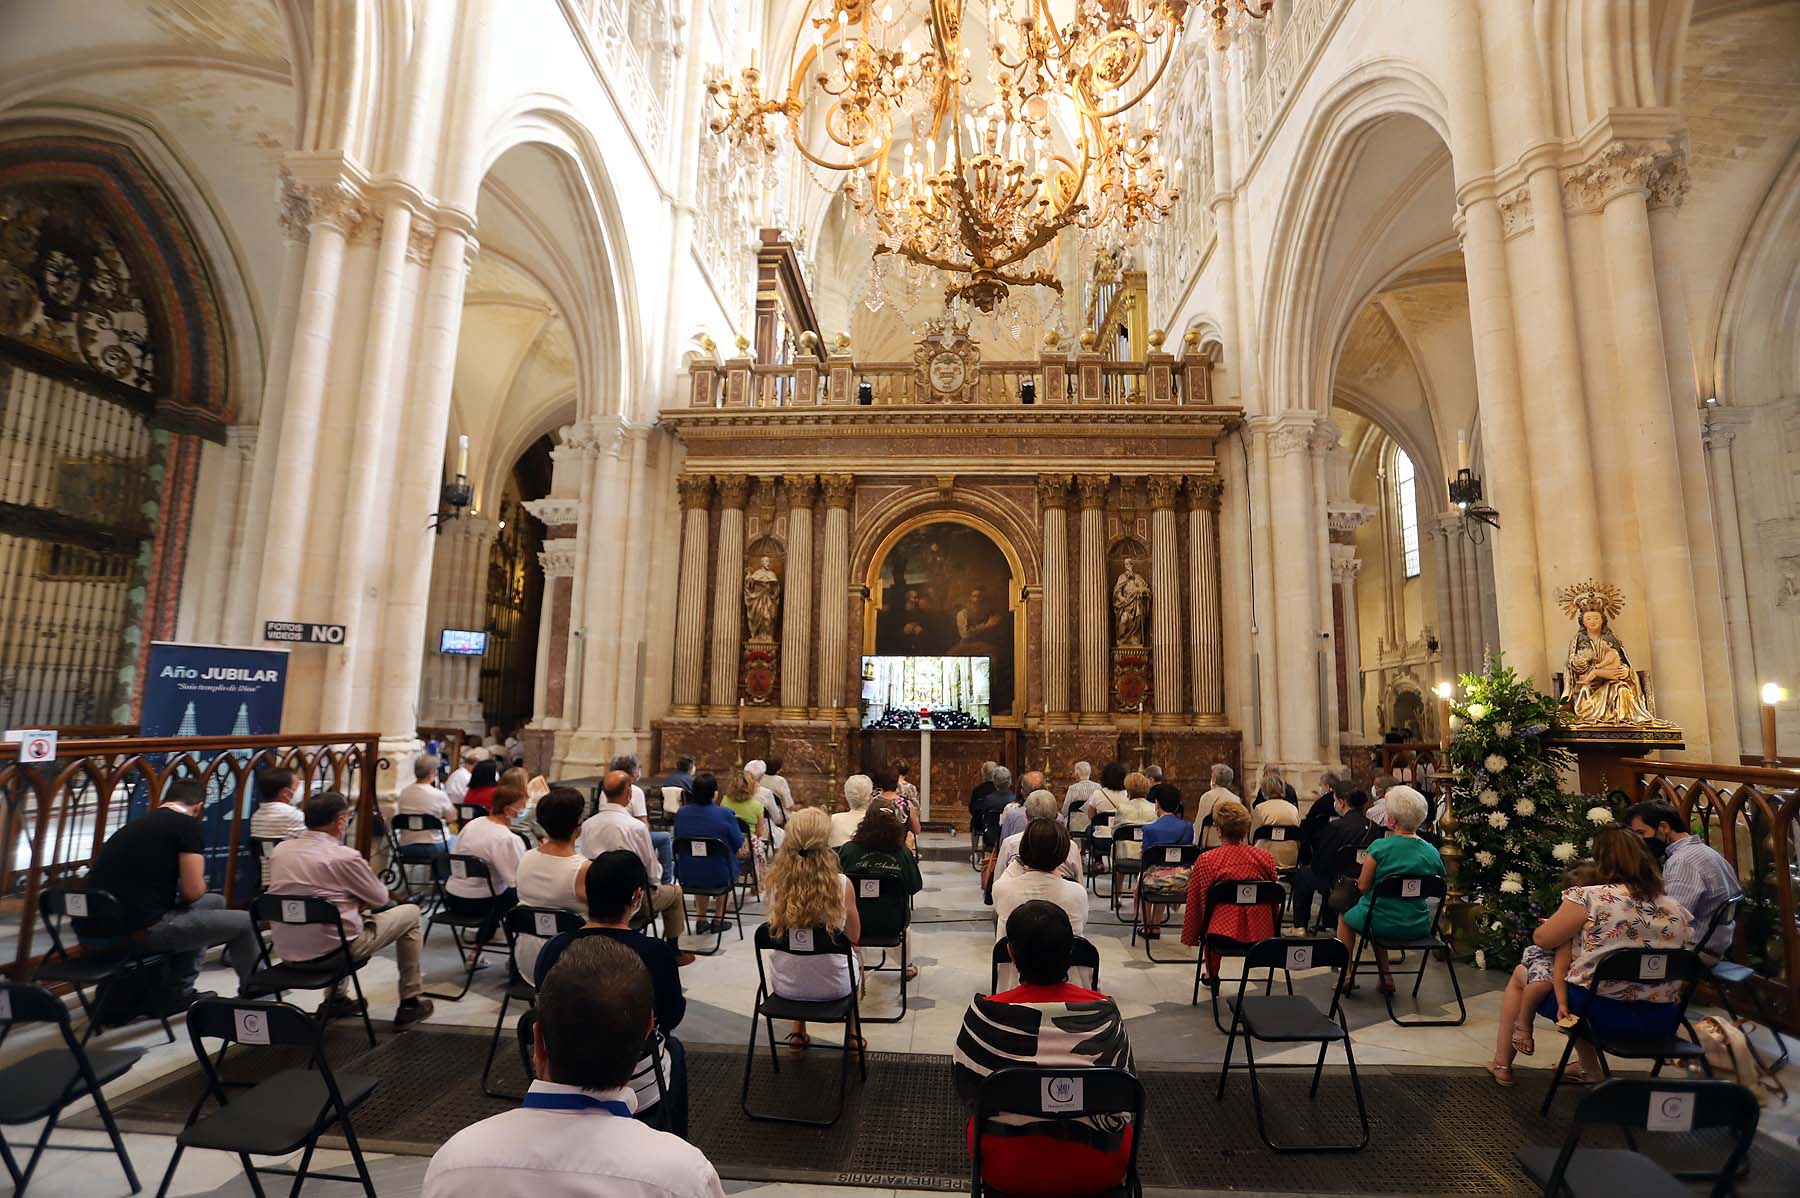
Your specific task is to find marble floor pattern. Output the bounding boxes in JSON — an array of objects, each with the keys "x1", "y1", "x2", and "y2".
[{"x1": 4, "y1": 833, "x2": 1795, "y2": 1197}]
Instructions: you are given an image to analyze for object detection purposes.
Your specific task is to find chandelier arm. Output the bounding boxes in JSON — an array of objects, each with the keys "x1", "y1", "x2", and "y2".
[{"x1": 1081, "y1": 31, "x2": 1181, "y2": 121}]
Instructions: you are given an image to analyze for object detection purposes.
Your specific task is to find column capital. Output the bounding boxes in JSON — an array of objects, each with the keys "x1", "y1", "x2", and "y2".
[
  {"x1": 1561, "y1": 136, "x2": 1686, "y2": 215},
  {"x1": 1326, "y1": 501, "x2": 1375, "y2": 537},
  {"x1": 522, "y1": 495, "x2": 582, "y2": 528},
  {"x1": 715, "y1": 474, "x2": 751, "y2": 510},
  {"x1": 1075, "y1": 474, "x2": 1111, "y2": 510},
  {"x1": 1268, "y1": 411, "x2": 1329, "y2": 459},
  {"x1": 278, "y1": 167, "x2": 372, "y2": 239},
  {"x1": 538, "y1": 537, "x2": 580, "y2": 579},
  {"x1": 1145, "y1": 475, "x2": 1181, "y2": 511},
  {"x1": 1329, "y1": 541, "x2": 1362, "y2": 584},
  {"x1": 676, "y1": 474, "x2": 713, "y2": 510},
  {"x1": 404, "y1": 215, "x2": 438, "y2": 265},
  {"x1": 782, "y1": 473, "x2": 819, "y2": 508},
  {"x1": 1037, "y1": 473, "x2": 1073, "y2": 509},
  {"x1": 821, "y1": 473, "x2": 855, "y2": 509},
  {"x1": 1496, "y1": 183, "x2": 1533, "y2": 240},
  {"x1": 1187, "y1": 475, "x2": 1224, "y2": 512}
]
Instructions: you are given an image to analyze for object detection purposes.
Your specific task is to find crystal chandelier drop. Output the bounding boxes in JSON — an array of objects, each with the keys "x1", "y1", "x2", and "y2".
[
  {"x1": 1202, "y1": 1, "x2": 1271, "y2": 53},
  {"x1": 707, "y1": 1, "x2": 1193, "y2": 312}
]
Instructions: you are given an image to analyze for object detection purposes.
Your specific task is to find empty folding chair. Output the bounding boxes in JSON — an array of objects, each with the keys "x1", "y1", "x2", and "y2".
[
  {"x1": 847, "y1": 870, "x2": 913, "y2": 1022},
  {"x1": 740, "y1": 923, "x2": 865, "y2": 1126},
  {"x1": 971, "y1": 1067, "x2": 1146, "y2": 1198},
  {"x1": 1345, "y1": 873, "x2": 1466, "y2": 1027},
  {"x1": 1133, "y1": 841, "x2": 1203, "y2": 959},
  {"x1": 992, "y1": 935, "x2": 1101, "y2": 995},
  {"x1": 0, "y1": 982, "x2": 142, "y2": 1196},
  {"x1": 673, "y1": 834, "x2": 743, "y2": 954},
  {"x1": 480, "y1": 905, "x2": 582, "y2": 1099},
  {"x1": 156, "y1": 998, "x2": 379, "y2": 1198},
  {"x1": 33, "y1": 885, "x2": 174, "y2": 1045},
  {"x1": 423, "y1": 853, "x2": 511, "y2": 1000},
  {"x1": 1541, "y1": 946, "x2": 1710, "y2": 1116},
  {"x1": 1216, "y1": 936, "x2": 1369, "y2": 1152},
  {"x1": 1518, "y1": 1078, "x2": 1758, "y2": 1198},
  {"x1": 242, "y1": 894, "x2": 378, "y2": 1048}
]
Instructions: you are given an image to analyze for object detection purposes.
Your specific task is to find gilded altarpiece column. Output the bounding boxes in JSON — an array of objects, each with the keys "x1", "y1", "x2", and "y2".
[
  {"x1": 1147, "y1": 476, "x2": 1184, "y2": 725},
  {"x1": 1076, "y1": 475, "x2": 1111, "y2": 722},
  {"x1": 707, "y1": 476, "x2": 749, "y2": 712},
  {"x1": 816, "y1": 475, "x2": 854, "y2": 715},
  {"x1": 1038, "y1": 475, "x2": 1072, "y2": 723},
  {"x1": 779, "y1": 474, "x2": 818, "y2": 715},
  {"x1": 670, "y1": 475, "x2": 711, "y2": 714}
]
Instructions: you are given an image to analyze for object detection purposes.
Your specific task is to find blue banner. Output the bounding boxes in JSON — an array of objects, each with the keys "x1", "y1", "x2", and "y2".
[{"x1": 139, "y1": 642, "x2": 289, "y2": 888}]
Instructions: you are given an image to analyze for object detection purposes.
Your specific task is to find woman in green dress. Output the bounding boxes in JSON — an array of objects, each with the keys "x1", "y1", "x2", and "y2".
[{"x1": 1336, "y1": 786, "x2": 1442, "y2": 994}]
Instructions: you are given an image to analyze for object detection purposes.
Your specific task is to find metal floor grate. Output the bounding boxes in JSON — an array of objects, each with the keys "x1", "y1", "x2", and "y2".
[{"x1": 80, "y1": 1027, "x2": 1800, "y2": 1194}]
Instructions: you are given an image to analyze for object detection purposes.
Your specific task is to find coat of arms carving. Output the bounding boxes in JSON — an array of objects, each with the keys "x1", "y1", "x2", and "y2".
[{"x1": 912, "y1": 319, "x2": 981, "y2": 402}]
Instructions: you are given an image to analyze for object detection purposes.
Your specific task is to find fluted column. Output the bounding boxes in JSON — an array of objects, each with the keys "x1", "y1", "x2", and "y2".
[
  {"x1": 1331, "y1": 546, "x2": 1364, "y2": 735},
  {"x1": 1147, "y1": 476, "x2": 1183, "y2": 725},
  {"x1": 815, "y1": 475, "x2": 855, "y2": 715},
  {"x1": 779, "y1": 474, "x2": 818, "y2": 715},
  {"x1": 1076, "y1": 475, "x2": 1111, "y2": 722},
  {"x1": 1268, "y1": 415, "x2": 1326, "y2": 767},
  {"x1": 706, "y1": 476, "x2": 749, "y2": 711},
  {"x1": 1038, "y1": 475, "x2": 1072, "y2": 722},
  {"x1": 670, "y1": 475, "x2": 712, "y2": 714},
  {"x1": 1189, "y1": 477, "x2": 1225, "y2": 722}
]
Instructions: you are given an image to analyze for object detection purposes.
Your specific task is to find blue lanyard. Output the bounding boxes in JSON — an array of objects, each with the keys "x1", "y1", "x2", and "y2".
[{"x1": 521, "y1": 1091, "x2": 631, "y2": 1116}]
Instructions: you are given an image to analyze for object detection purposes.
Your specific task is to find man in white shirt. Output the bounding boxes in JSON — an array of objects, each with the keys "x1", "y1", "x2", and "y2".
[
  {"x1": 1060, "y1": 761, "x2": 1101, "y2": 826},
  {"x1": 1363, "y1": 773, "x2": 1397, "y2": 828},
  {"x1": 395, "y1": 754, "x2": 456, "y2": 856},
  {"x1": 424, "y1": 936, "x2": 725, "y2": 1198},
  {"x1": 581, "y1": 770, "x2": 685, "y2": 946},
  {"x1": 444, "y1": 747, "x2": 480, "y2": 804},
  {"x1": 1192, "y1": 763, "x2": 1239, "y2": 848},
  {"x1": 610, "y1": 753, "x2": 673, "y2": 881},
  {"x1": 249, "y1": 768, "x2": 305, "y2": 842}
]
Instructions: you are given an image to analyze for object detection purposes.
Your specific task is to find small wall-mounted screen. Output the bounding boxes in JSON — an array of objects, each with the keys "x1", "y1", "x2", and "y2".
[{"x1": 439, "y1": 629, "x2": 488, "y2": 656}]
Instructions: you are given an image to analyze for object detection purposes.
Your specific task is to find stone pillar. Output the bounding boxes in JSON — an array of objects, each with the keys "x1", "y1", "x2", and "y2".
[
  {"x1": 1268, "y1": 414, "x2": 1326, "y2": 768},
  {"x1": 1147, "y1": 476, "x2": 1183, "y2": 725},
  {"x1": 533, "y1": 530, "x2": 579, "y2": 722},
  {"x1": 1429, "y1": 514, "x2": 1462, "y2": 679},
  {"x1": 778, "y1": 474, "x2": 818, "y2": 715},
  {"x1": 706, "y1": 475, "x2": 749, "y2": 712},
  {"x1": 1188, "y1": 477, "x2": 1225, "y2": 723},
  {"x1": 1704, "y1": 410, "x2": 1759, "y2": 749},
  {"x1": 1331, "y1": 546, "x2": 1364, "y2": 734},
  {"x1": 1076, "y1": 475, "x2": 1111, "y2": 722},
  {"x1": 669, "y1": 475, "x2": 712, "y2": 714},
  {"x1": 815, "y1": 475, "x2": 855, "y2": 715},
  {"x1": 1038, "y1": 475, "x2": 1072, "y2": 722}
]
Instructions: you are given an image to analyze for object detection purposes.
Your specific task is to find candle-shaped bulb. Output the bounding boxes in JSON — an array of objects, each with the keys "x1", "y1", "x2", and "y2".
[
  {"x1": 1457, "y1": 429, "x2": 1470, "y2": 472},
  {"x1": 456, "y1": 434, "x2": 469, "y2": 478},
  {"x1": 1763, "y1": 682, "x2": 1784, "y2": 705}
]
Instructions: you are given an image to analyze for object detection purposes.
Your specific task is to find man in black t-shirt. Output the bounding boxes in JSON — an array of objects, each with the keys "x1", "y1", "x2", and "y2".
[{"x1": 80, "y1": 780, "x2": 260, "y2": 996}]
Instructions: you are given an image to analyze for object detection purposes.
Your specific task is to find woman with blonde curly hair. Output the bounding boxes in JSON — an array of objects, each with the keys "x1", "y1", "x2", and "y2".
[{"x1": 762, "y1": 806, "x2": 863, "y2": 1053}]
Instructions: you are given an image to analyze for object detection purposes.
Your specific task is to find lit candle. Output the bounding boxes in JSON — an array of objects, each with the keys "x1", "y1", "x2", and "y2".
[
  {"x1": 737, "y1": 698, "x2": 745, "y2": 739},
  {"x1": 456, "y1": 434, "x2": 469, "y2": 479},
  {"x1": 1457, "y1": 430, "x2": 1470, "y2": 473},
  {"x1": 1760, "y1": 682, "x2": 1783, "y2": 766},
  {"x1": 1436, "y1": 681, "x2": 1453, "y2": 752}
]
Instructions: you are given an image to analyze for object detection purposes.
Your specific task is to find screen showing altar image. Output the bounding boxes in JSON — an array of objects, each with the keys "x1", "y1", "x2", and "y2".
[{"x1": 861, "y1": 656, "x2": 991, "y2": 730}]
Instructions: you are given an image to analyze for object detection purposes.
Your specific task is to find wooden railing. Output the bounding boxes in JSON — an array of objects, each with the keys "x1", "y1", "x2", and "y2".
[
  {"x1": 0, "y1": 732, "x2": 382, "y2": 979},
  {"x1": 1624, "y1": 757, "x2": 1800, "y2": 1032}
]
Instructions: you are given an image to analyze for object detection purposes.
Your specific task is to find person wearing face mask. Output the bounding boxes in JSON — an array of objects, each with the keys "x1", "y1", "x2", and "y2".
[
  {"x1": 1290, "y1": 785, "x2": 1371, "y2": 933},
  {"x1": 1625, "y1": 800, "x2": 1740, "y2": 956}
]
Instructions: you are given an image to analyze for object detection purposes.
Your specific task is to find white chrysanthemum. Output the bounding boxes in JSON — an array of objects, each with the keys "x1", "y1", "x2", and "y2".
[
  {"x1": 1491, "y1": 920, "x2": 1503, "y2": 931},
  {"x1": 1495, "y1": 721, "x2": 1512, "y2": 738},
  {"x1": 1586, "y1": 806, "x2": 1614, "y2": 825},
  {"x1": 1499, "y1": 871, "x2": 1524, "y2": 894},
  {"x1": 1485, "y1": 754, "x2": 1508, "y2": 772},
  {"x1": 1466, "y1": 702, "x2": 1489, "y2": 722},
  {"x1": 1514, "y1": 797, "x2": 1536, "y2": 817},
  {"x1": 1487, "y1": 811, "x2": 1509, "y2": 829},
  {"x1": 1474, "y1": 949, "x2": 1486, "y2": 971},
  {"x1": 1478, "y1": 788, "x2": 1500, "y2": 807},
  {"x1": 1552, "y1": 842, "x2": 1577, "y2": 863},
  {"x1": 1474, "y1": 850, "x2": 1495, "y2": 867}
]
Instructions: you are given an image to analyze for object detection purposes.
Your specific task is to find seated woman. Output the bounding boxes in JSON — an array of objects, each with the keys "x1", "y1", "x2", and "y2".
[
  {"x1": 1081, "y1": 761, "x2": 1130, "y2": 870},
  {"x1": 762, "y1": 807, "x2": 862, "y2": 1053},
  {"x1": 836, "y1": 797, "x2": 924, "y2": 981},
  {"x1": 993, "y1": 820, "x2": 1089, "y2": 941},
  {"x1": 1180, "y1": 799, "x2": 1279, "y2": 982},
  {"x1": 513, "y1": 787, "x2": 590, "y2": 981},
  {"x1": 954, "y1": 901, "x2": 1136, "y2": 1196},
  {"x1": 722, "y1": 765, "x2": 772, "y2": 892},
  {"x1": 829, "y1": 774, "x2": 875, "y2": 848},
  {"x1": 460, "y1": 759, "x2": 500, "y2": 814},
  {"x1": 445, "y1": 783, "x2": 528, "y2": 948},
  {"x1": 671, "y1": 772, "x2": 744, "y2": 934},
  {"x1": 1335, "y1": 786, "x2": 1441, "y2": 994},
  {"x1": 1486, "y1": 825, "x2": 1691, "y2": 1087},
  {"x1": 1136, "y1": 783, "x2": 1193, "y2": 938}
]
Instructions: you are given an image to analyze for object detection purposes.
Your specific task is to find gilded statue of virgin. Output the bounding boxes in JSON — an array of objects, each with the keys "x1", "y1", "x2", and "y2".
[{"x1": 1557, "y1": 579, "x2": 1665, "y2": 726}]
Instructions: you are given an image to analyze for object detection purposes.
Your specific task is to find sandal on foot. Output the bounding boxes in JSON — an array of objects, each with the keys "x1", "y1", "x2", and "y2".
[
  {"x1": 783, "y1": 1032, "x2": 810, "y2": 1054},
  {"x1": 1485, "y1": 1060, "x2": 1516, "y2": 1088},
  {"x1": 1512, "y1": 1029, "x2": 1536, "y2": 1057},
  {"x1": 903, "y1": 964, "x2": 919, "y2": 981},
  {"x1": 1563, "y1": 1067, "x2": 1598, "y2": 1086}
]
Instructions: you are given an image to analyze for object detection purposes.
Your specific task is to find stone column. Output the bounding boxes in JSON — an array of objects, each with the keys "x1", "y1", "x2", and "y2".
[
  {"x1": 533, "y1": 531, "x2": 579, "y2": 721},
  {"x1": 1429, "y1": 514, "x2": 1462, "y2": 678},
  {"x1": 815, "y1": 475, "x2": 855, "y2": 715},
  {"x1": 1076, "y1": 475, "x2": 1111, "y2": 722},
  {"x1": 1268, "y1": 414, "x2": 1326, "y2": 768},
  {"x1": 1331, "y1": 545, "x2": 1364, "y2": 734},
  {"x1": 1147, "y1": 476, "x2": 1183, "y2": 724},
  {"x1": 1038, "y1": 475, "x2": 1072, "y2": 722},
  {"x1": 1188, "y1": 477, "x2": 1225, "y2": 723},
  {"x1": 706, "y1": 475, "x2": 749, "y2": 712},
  {"x1": 669, "y1": 474, "x2": 712, "y2": 714},
  {"x1": 779, "y1": 474, "x2": 818, "y2": 715},
  {"x1": 1704, "y1": 410, "x2": 1759, "y2": 749}
]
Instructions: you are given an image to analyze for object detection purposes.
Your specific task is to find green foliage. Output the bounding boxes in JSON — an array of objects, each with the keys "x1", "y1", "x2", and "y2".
[{"x1": 1444, "y1": 655, "x2": 1618, "y2": 969}]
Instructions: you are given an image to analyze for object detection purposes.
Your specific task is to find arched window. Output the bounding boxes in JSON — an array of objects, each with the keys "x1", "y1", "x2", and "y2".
[{"x1": 1394, "y1": 448, "x2": 1421, "y2": 579}]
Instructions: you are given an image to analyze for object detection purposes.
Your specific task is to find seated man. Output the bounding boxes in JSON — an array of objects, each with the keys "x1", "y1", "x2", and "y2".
[
  {"x1": 533, "y1": 853, "x2": 689, "y2": 1138},
  {"x1": 77, "y1": 779, "x2": 260, "y2": 1001},
  {"x1": 424, "y1": 936, "x2": 724, "y2": 1198},
  {"x1": 971, "y1": 766, "x2": 1017, "y2": 852},
  {"x1": 1627, "y1": 799, "x2": 1742, "y2": 955},
  {"x1": 580, "y1": 770, "x2": 687, "y2": 951},
  {"x1": 998, "y1": 770, "x2": 1046, "y2": 843},
  {"x1": 954, "y1": 901, "x2": 1135, "y2": 1195},
  {"x1": 1292, "y1": 784, "x2": 1371, "y2": 932},
  {"x1": 266, "y1": 792, "x2": 434, "y2": 1027},
  {"x1": 249, "y1": 767, "x2": 304, "y2": 841},
  {"x1": 444, "y1": 746, "x2": 480, "y2": 804},
  {"x1": 612, "y1": 753, "x2": 674, "y2": 882},
  {"x1": 395, "y1": 753, "x2": 456, "y2": 861},
  {"x1": 991, "y1": 791, "x2": 1082, "y2": 885}
]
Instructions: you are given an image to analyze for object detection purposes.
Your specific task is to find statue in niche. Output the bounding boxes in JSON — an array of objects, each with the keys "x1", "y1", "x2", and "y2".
[
  {"x1": 1112, "y1": 558, "x2": 1151, "y2": 647},
  {"x1": 1558, "y1": 579, "x2": 1667, "y2": 726},
  {"x1": 744, "y1": 555, "x2": 781, "y2": 642}
]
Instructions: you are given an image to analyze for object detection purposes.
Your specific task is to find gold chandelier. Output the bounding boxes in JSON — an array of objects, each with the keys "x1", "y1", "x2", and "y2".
[{"x1": 707, "y1": 1, "x2": 1197, "y2": 312}]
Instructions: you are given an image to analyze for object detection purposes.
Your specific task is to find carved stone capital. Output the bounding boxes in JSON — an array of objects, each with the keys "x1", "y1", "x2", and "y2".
[
  {"x1": 1329, "y1": 541, "x2": 1362, "y2": 584},
  {"x1": 523, "y1": 496, "x2": 582, "y2": 528},
  {"x1": 1497, "y1": 184, "x2": 1533, "y2": 239},
  {"x1": 715, "y1": 475, "x2": 751, "y2": 510},
  {"x1": 558, "y1": 416, "x2": 624, "y2": 460},
  {"x1": 782, "y1": 472, "x2": 819, "y2": 508},
  {"x1": 1076, "y1": 474, "x2": 1111, "y2": 510},
  {"x1": 821, "y1": 474, "x2": 856, "y2": 509},
  {"x1": 1561, "y1": 138, "x2": 1685, "y2": 215},
  {"x1": 1145, "y1": 475, "x2": 1181, "y2": 511},
  {"x1": 677, "y1": 474, "x2": 713, "y2": 510},
  {"x1": 1647, "y1": 156, "x2": 1690, "y2": 212},
  {"x1": 538, "y1": 538, "x2": 580, "y2": 579},
  {"x1": 1188, "y1": 476, "x2": 1224, "y2": 512},
  {"x1": 405, "y1": 215, "x2": 438, "y2": 265},
  {"x1": 1326, "y1": 502, "x2": 1376, "y2": 536},
  {"x1": 304, "y1": 177, "x2": 372, "y2": 237},
  {"x1": 276, "y1": 171, "x2": 311, "y2": 244},
  {"x1": 1037, "y1": 473, "x2": 1073, "y2": 510},
  {"x1": 1268, "y1": 413, "x2": 1322, "y2": 459}
]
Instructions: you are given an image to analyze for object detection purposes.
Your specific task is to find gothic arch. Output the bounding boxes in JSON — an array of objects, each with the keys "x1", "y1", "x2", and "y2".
[{"x1": 851, "y1": 485, "x2": 1041, "y2": 590}]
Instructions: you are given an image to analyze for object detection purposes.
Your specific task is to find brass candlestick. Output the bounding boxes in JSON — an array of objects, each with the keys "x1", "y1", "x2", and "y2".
[{"x1": 1134, "y1": 702, "x2": 1149, "y2": 770}]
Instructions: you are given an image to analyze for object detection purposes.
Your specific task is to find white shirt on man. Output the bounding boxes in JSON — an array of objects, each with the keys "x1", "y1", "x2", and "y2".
[
  {"x1": 423, "y1": 1082, "x2": 724, "y2": 1198},
  {"x1": 1193, "y1": 785, "x2": 1238, "y2": 847},
  {"x1": 250, "y1": 800, "x2": 305, "y2": 842},
  {"x1": 992, "y1": 868, "x2": 1089, "y2": 941},
  {"x1": 580, "y1": 804, "x2": 663, "y2": 884},
  {"x1": 396, "y1": 781, "x2": 456, "y2": 845},
  {"x1": 445, "y1": 766, "x2": 472, "y2": 803},
  {"x1": 627, "y1": 783, "x2": 647, "y2": 820}
]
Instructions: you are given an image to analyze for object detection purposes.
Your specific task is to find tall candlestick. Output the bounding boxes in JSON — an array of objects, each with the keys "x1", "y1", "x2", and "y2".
[
  {"x1": 737, "y1": 698, "x2": 745, "y2": 739},
  {"x1": 1761, "y1": 682, "x2": 1783, "y2": 766},
  {"x1": 1456, "y1": 429, "x2": 1469, "y2": 473},
  {"x1": 456, "y1": 434, "x2": 469, "y2": 478},
  {"x1": 1436, "y1": 680, "x2": 1453, "y2": 752}
]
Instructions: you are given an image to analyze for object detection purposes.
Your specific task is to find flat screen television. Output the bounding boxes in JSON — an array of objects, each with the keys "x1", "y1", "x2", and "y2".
[
  {"x1": 860, "y1": 655, "x2": 991, "y2": 729},
  {"x1": 439, "y1": 628, "x2": 488, "y2": 656}
]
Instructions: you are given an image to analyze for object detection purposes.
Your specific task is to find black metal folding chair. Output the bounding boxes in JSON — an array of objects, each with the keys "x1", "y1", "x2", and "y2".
[
  {"x1": 1541, "y1": 946, "x2": 1711, "y2": 1116},
  {"x1": 249, "y1": 837, "x2": 286, "y2": 895},
  {"x1": 971, "y1": 1067, "x2": 1146, "y2": 1198},
  {"x1": 1216, "y1": 935, "x2": 1368, "y2": 1152},
  {"x1": 674, "y1": 834, "x2": 743, "y2": 954},
  {"x1": 34, "y1": 885, "x2": 174, "y2": 1045},
  {"x1": 1518, "y1": 1078, "x2": 1758, "y2": 1197},
  {"x1": 991, "y1": 935, "x2": 1101, "y2": 995},
  {"x1": 480, "y1": 905, "x2": 583, "y2": 1099},
  {"x1": 741, "y1": 923, "x2": 866, "y2": 1126},
  {"x1": 1133, "y1": 841, "x2": 1203, "y2": 957},
  {"x1": 1083, "y1": 810, "x2": 1116, "y2": 889},
  {"x1": 1192, "y1": 879, "x2": 1290, "y2": 1031},
  {"x1": 423, "y1": 853, "x2": 509, "y2": 1000},
  {"x1": 1107, "y1": 824, "x2": 1146, "y2": 914},
  {"x1": 1346, "y1": 873, "x2": 1466, "y2": 1026},
  {"x1": 0, "y1": 982, "x2": 142, "y2": 1196},
  {"x1": 453, "y1": 802, "x2": 486, "y2": 827},
  {"x1": 387, "y1": 814, "x2": 449, "y2": 900},
  {"x1": 847, "y1": 871, "x2": 913, "y2": 1022},
  {"x1": 242, "y1": 894, "x2": 378, "y2": 1048},
  {"x1": 1697, "y1": 897, "x2": 1790, "y2": 1074},
  {"x1": 156, "y1": 998, "x2": 379, "y2": 1198}
]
